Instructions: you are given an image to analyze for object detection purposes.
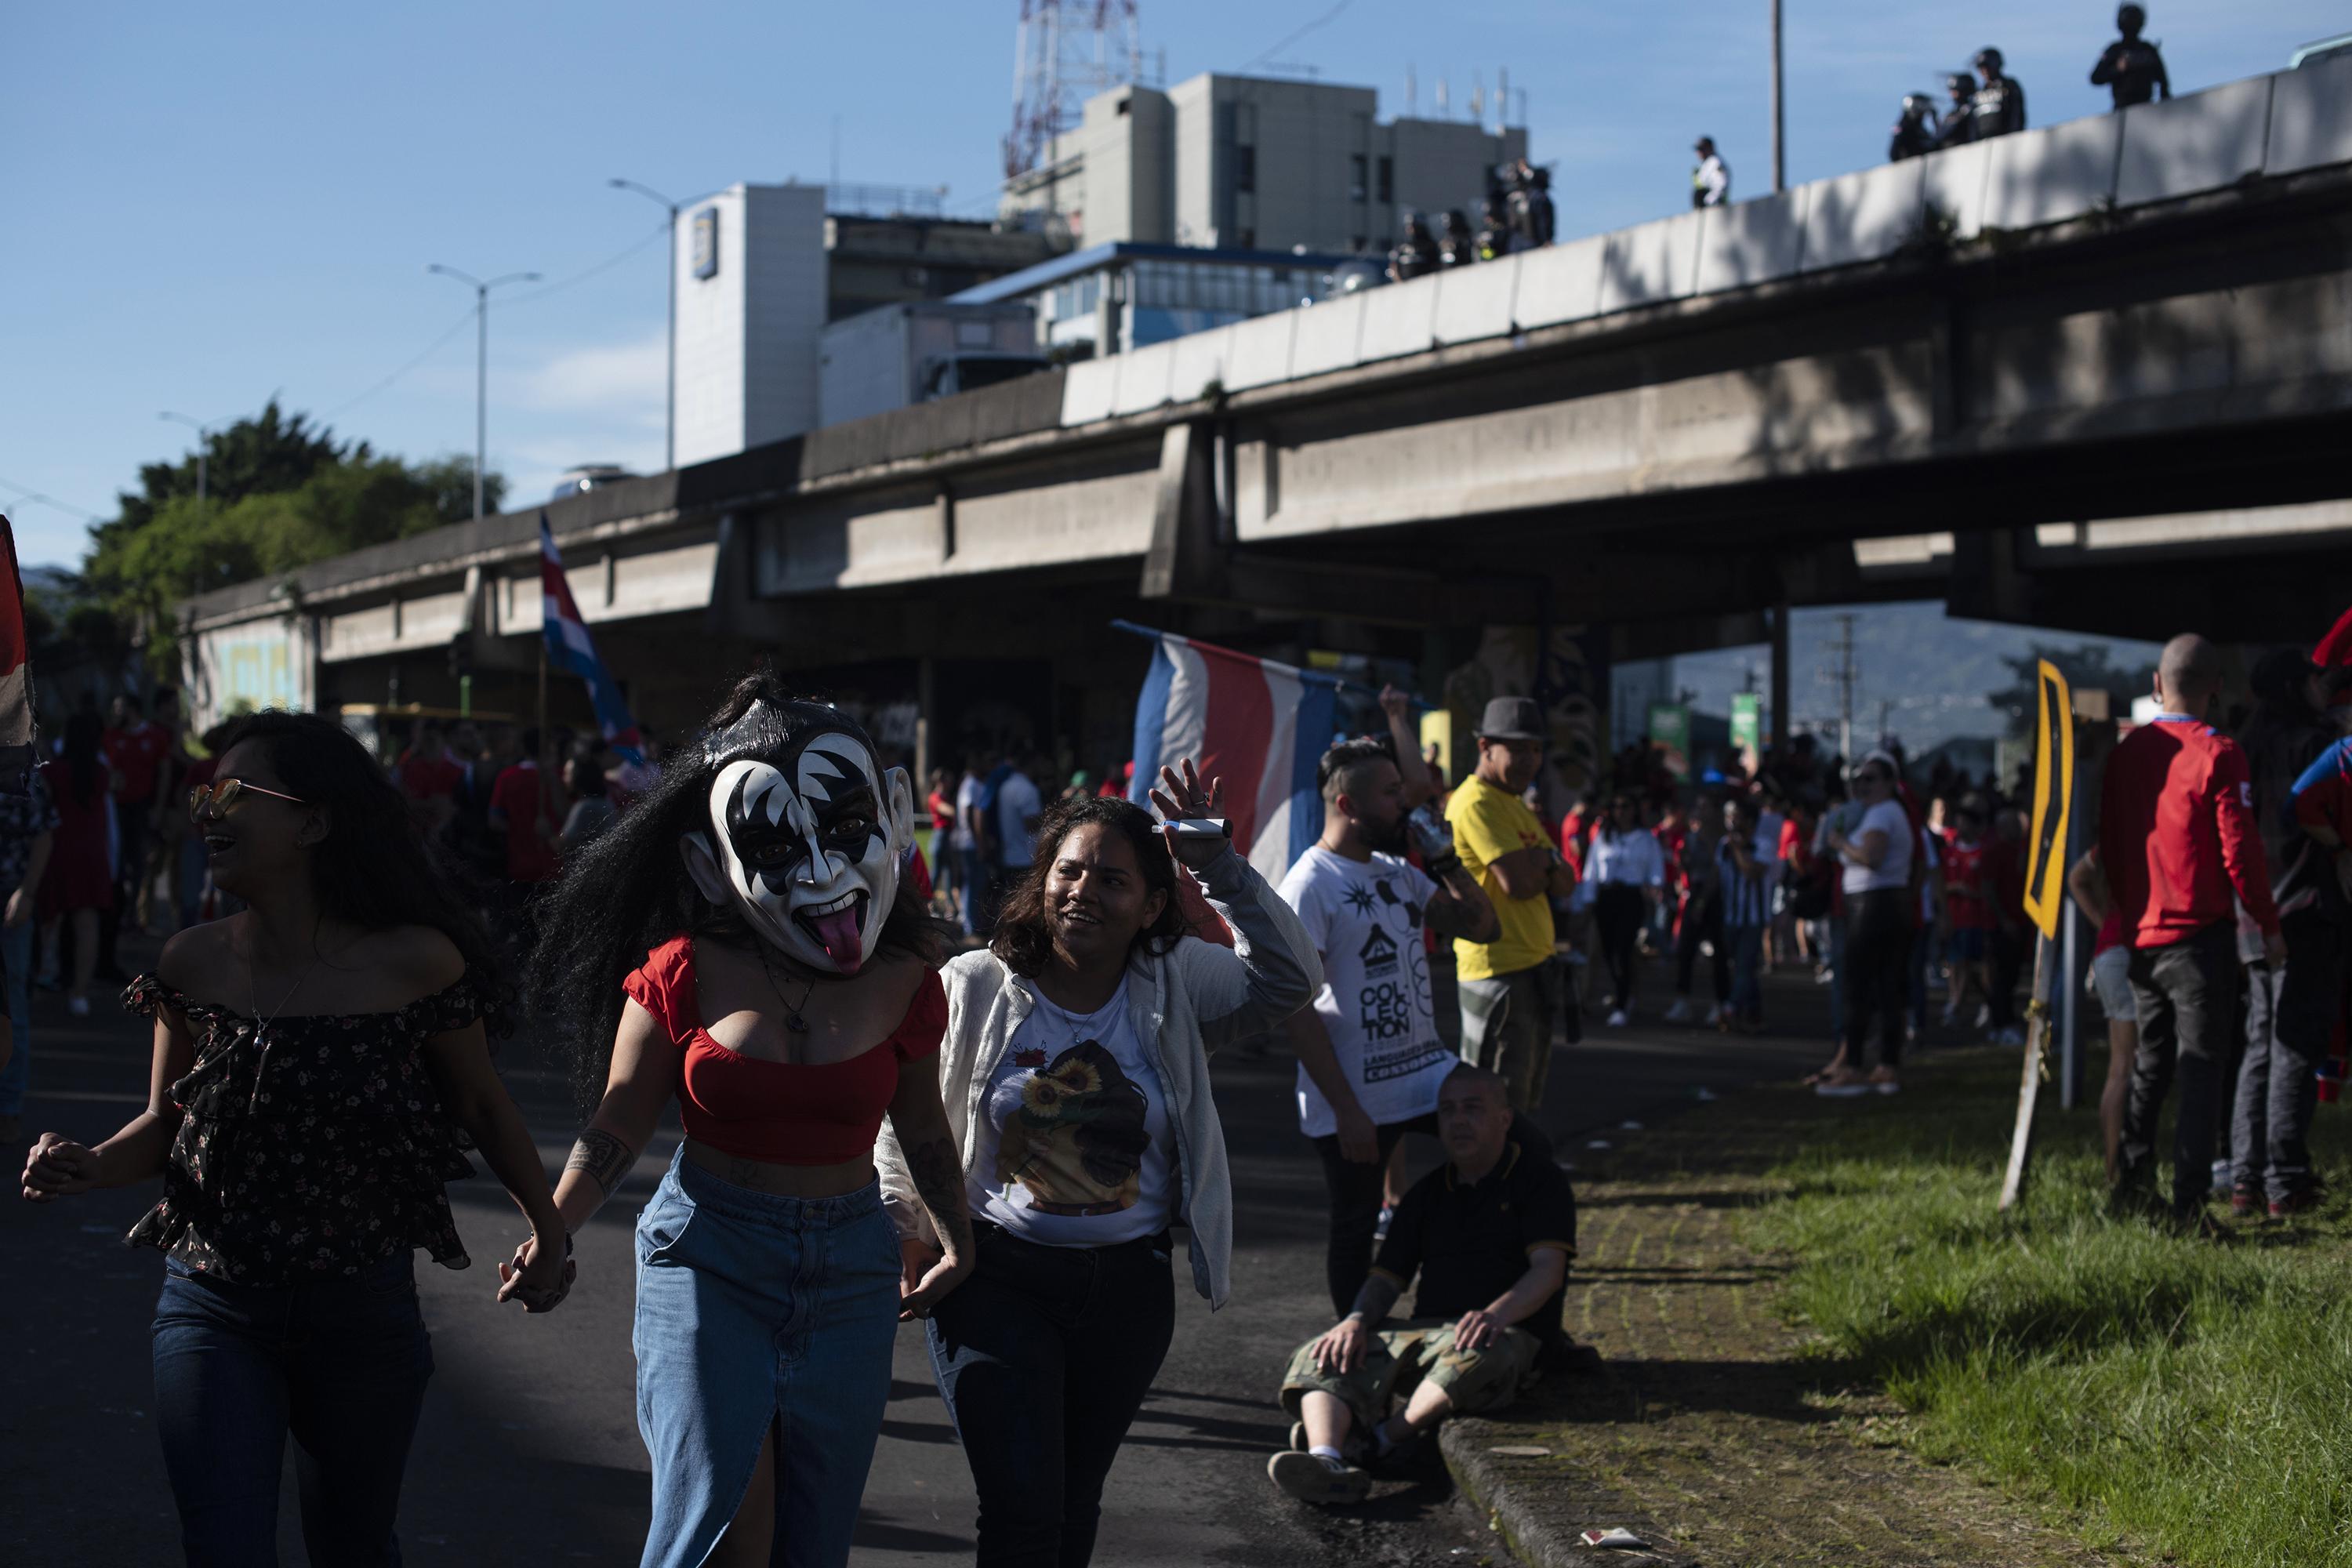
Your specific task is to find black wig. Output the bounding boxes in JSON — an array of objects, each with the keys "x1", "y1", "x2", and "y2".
[{"x1": 529, "y1": 666, "x2": 949, "y2": 1109}]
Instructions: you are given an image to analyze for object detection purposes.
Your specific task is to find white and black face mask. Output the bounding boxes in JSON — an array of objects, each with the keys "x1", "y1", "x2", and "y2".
[{"x1": 681, "y1": 704, "x2": 915, "y2": 975}]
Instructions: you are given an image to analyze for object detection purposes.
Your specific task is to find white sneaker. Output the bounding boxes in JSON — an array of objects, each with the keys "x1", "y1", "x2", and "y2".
[
  {"x1": 1606, "y1": 1009, "x2": 1630, "y2": 1028},
  {"x1": 1704, "y1": 1004, "x2": 1724, "y2": 1027},
  {"x1": 1268, "y1": 1450, "x2": 1372, "y2": 1505},
  {"x1": 1664, "y1": 999, "x2": 1691, "y2": 1023},
  {"x1": 1974, "y1": 1004, "x2": 1991, "y2": 1029},
  {"x1": 67, "y1": 996, "x2": 90, "y2": 1018}
]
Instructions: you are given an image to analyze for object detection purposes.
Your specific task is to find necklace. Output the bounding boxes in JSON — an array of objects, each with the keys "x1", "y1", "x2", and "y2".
[
  {"x1": 1038, "y1": 983, "x2": 1122, "y2": 1055},
  {"x1": 244, "y1": 935, "x2": 323, "y2": 1117},
  {"x1": 757, "y1": 949, "x2": 818, "y2": 1036},
  {"x1": 247, "y1": 942, "x2": 324, "y2": 1033}
]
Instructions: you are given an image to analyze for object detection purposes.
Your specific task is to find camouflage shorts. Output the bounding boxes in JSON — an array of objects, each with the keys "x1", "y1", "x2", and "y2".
[{"x1": 1279, "y1": 1318, "x2": 1539, "y2": 1432}]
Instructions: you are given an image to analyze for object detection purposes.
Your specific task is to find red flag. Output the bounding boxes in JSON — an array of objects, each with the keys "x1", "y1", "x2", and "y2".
[
  {"x1": 2316, "y1": 604, "x2": 2352, "y2": 670},
  {"x1": 0, "y1": 517, "x2": 33, "y2": 790}
]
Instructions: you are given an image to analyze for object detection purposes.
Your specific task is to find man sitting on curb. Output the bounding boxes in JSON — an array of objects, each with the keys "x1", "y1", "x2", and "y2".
[{"x1": 1267, "y1": 1062, "x2": 1580, "y2": 1505}]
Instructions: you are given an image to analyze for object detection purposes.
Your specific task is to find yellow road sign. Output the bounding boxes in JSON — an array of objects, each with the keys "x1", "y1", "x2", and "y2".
[{"x1": 2020, "y1": 659, "x2": 2075, "y2": 940}]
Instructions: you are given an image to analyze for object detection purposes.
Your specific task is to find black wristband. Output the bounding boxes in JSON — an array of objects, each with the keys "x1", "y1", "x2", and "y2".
[{"x1": 1425, "y1": 851, "x2": 1463, "y2": 880}]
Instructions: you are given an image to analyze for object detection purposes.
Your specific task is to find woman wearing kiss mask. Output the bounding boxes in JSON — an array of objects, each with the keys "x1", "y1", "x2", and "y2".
[
  {"x1": 19, "y1": 710, "x2": 569, "y2": 1566},
  {"x1": 877, "y1": 764, "x2": 1322, "y2": 1566},
  {"x1": 532, "y1": 670, "x2": 972, "y2": 1568}
]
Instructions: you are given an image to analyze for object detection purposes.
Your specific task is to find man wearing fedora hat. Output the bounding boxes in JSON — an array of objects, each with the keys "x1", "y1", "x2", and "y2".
[{"x1": 1446, "y1": 698, "x2": 1577, "y2": 1112}]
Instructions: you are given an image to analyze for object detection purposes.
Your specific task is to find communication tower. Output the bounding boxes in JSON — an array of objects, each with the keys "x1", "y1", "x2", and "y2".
[{"x1": 1004, "y1": 0, "x2": 1145, "y2": 180}]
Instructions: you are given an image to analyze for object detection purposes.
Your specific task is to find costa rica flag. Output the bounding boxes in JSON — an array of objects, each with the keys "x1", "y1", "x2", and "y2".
[
  {"x1": 540, "y1": 513, "x2": 642, "y2": 761},
  {"x1": 1127, "y1": 626, "x2": 1338, "y2": 886}
]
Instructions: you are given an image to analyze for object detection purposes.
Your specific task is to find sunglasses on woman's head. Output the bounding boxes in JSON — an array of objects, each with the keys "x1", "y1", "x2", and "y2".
[{"x1": 187, "y1": 777, "x2": 309, "y2": 818}]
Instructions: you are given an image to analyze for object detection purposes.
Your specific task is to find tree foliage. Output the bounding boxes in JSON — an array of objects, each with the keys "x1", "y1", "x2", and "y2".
[
  {"x1": 1988, "y1": 643, "x2": 2154, "y2": 736},
  {"x1": 81, "y1": 399, "x2": 503, "y2": 677}
]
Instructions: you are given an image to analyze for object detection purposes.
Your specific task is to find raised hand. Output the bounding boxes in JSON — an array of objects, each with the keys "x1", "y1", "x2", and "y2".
[{"x1": 1148, "y1": 759, "x2": 1229, "y2": 871}]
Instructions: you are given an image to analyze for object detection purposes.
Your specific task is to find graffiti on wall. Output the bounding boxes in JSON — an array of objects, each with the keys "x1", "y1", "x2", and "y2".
[
  {"x1": 1443, "y1": 624, "x2": 1607, "y2": 822},
  {"x1": 194, "y1": 621, "x2": 310, "y2": 730}
]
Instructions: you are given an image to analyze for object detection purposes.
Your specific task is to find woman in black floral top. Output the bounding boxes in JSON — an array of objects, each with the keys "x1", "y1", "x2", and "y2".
[{"x1": 20, "y1": 710, "x2": 570, "y2": 1566}]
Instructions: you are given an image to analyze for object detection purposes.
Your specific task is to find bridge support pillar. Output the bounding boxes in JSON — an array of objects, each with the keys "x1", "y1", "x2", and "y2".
[{"x1": 1769, "y1": 596, "x2": 1791, "y2": 750}]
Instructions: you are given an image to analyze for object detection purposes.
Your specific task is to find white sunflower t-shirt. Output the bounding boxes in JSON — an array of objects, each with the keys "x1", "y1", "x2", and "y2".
[{"x1": 967, "y1": 979, "x2": 1175, "y2": 1246}]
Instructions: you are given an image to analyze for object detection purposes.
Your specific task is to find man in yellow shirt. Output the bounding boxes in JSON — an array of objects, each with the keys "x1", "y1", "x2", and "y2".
[{"x1": 1445, "y1": 698, "x2": 1577, "y2": 1111}]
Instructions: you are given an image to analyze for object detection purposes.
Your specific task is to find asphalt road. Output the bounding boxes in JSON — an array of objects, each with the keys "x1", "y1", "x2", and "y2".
[{"x1": 2, "y1": 943, "x2": 1827, "y2": 1566}]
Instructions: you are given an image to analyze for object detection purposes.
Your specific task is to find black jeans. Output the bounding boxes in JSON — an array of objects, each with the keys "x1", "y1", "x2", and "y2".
[
  {"x1": 1842, "y1": 888, "x2": 1910, "y2": 1069},
  {"x1": 1988, "y1": 926, "x2": 2027, "y2": 1031},
  {"x1": 150, "y1": 1250, "x2": 434, "y2": 1566},
  {"x1": 2232, "y1": 910, "x2": 2345, "y2": 1203},
  {"x1": 2119, "y1": 919, "x2": 2240, "y2": 1214},
  {"x1": 927, "y1": 1221, "x2": 1177, "y2": 1567},
  {"x1": 1595, "y1": 884, "x2": 1646, "y2": 1010},
  {"x1": 1675, "y1": 893, "x2": 1729, "y2": 1002},
  {"x1": 1314, "y1": 1114, "x2": 1425, "y2": 1318}
]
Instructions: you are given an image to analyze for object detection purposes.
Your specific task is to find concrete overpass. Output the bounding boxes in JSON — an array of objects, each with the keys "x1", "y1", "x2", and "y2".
[{"x1": 180, "y1": 57, "x2": 2352, "y2": 771}]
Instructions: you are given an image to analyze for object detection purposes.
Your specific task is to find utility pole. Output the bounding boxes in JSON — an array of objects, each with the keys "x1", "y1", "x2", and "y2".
[
  {"x1": 427, "y1": 264, "x2": 541, "y2": 520},
  {"x1": 1769, "y1": 0, "x2": 1786, "y2": 192},
  {"x1": 1770, "y1": 597, "x2": 1791, "y2": 751},
  {"x1": 610, "y1": 180, "x2": 691, "y2": 474},
  {"x1": 1820, "y1": 611, "x2": 1860, "y2": 760},
  {"x1": 158, "y1": 411, "x2": 225, "y2": 503}
]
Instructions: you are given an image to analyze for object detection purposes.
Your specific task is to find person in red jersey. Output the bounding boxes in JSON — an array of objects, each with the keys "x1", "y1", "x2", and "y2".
[
  {"x1": 2099, "y1": 634, "x2": 2281, "y2": 1225},
  {"x1": 487, "y1": 729, "x2": 561, "y2": 886},
  {"x1": 397, "y1": 718, "x2": 467, "y2": 837}
]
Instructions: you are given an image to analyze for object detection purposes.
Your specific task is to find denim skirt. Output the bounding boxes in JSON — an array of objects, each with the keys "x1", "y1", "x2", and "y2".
[{"x1": 633, "y1": 1146, "x2": 903, "y2": 1568}]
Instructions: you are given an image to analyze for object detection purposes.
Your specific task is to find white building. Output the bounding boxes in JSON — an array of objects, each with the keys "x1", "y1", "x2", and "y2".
[
  {"x1": 1003, "y1": 72, "x2": 1529, "y2": 255},
  {"x1": 674, "y1": 183, "x2": 829, "y2": 468}
]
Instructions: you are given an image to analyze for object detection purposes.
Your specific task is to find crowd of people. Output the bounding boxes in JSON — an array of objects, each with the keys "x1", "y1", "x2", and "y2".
[
  {"x1": 12, "y1": 612, "x2": 2350, "y2": 1560},
  {"x1": 1886, "y1": 8, "x2": 2173, "y2": 164},
  {"x1": 1527, "y1": 728, "x2": 2043, "y2": 1099},
  {"x1": 1386, "y1": 157, "x2": 1557, "y2": 281},
  {"x1": 1385, "y1": 5, "x2": 2182, "y2": 269}
]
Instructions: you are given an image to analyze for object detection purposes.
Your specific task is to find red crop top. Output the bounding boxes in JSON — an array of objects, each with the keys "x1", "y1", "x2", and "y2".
[{"x1": 622, "y1": 934, "x2": 946, "y2": 1165}]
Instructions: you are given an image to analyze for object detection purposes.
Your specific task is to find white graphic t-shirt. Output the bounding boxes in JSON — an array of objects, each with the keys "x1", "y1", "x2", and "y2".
[
  {"x1": 1277, "y1": 845, "x2": 1454, "y2": 1138},
  {"x1": 968, "y1": 979, "x2": 1175, "y2": 1247}
]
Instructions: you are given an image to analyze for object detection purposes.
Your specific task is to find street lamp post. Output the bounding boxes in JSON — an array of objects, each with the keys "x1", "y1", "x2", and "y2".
[
  {"x1": 1769, "y1": 0, "x2": 1786, "y2": 193},
  {"x1": 609, "y1": 179, "x2": 683, "y2": 474},
  {"x1": 158, "y1": 410, "x2": 226, "y2": 503},
  {"x1": 426, "y1": 263, "x2": 542, "y2": 520}
]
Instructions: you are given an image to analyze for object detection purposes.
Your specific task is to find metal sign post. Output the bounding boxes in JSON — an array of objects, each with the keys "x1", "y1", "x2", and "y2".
[{"x1": 2002, "y1": 659, "x2": 2075, "y2": 1211}]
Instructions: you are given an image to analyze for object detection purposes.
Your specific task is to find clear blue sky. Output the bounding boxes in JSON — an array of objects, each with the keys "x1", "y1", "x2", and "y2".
[{"x1": 1, "y1": 1, "x2": 2332, "y2": 568}]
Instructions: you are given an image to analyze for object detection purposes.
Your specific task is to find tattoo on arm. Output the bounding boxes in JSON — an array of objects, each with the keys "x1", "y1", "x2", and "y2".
[
  {"x1": 906, "y1": 1134, "x2": 974, "y2": 1257},
  {"x1": 1425, "y1": 890, "x2": 1482, "y2": 940},
  {"x1": 564, "y1": 1128, "x2": 635, "y2": 1197},
  {"x1": 1347, "y1": 1273, "x2": 1402, "y2": 1327}
]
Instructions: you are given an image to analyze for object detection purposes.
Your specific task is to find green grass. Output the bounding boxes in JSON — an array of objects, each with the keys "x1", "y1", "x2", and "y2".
[{"x1": 1740, "y1": 1054, "x2": 2352, "y2": 1568}]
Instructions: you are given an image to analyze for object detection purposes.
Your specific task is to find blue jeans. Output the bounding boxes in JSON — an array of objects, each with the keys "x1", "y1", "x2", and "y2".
[
  {"x1": 1726, "y1": 923, "x2": 1766, "y2": 1024},
  {"x1": 2232, "y1": 910, "x2": 2345, "y2": 1203},
  {"x1": 928, "y1": 1221, "x2": 1177, "y2": 1568},
  {"x1": 959, "y1": 846, "x2": 989, "y2": 936},
  {"x1": 0, "y1": 917, "x2": 31, "y2": 1116},
  {"x1": 150, "y1": 1249, "x2": 434, "y2": 1567},
  {"x1": 633, "y1": 1148, "x2": 902, "y2": 1568}
]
